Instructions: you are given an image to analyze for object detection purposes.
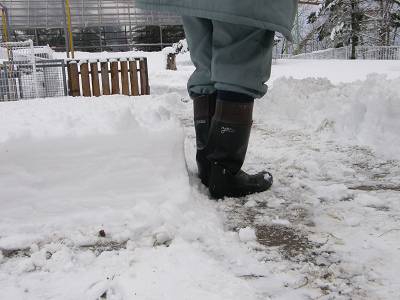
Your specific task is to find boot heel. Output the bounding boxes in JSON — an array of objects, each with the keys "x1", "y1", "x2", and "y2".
[{"x1": 208, "y1": 164, "x2": 227, "y2": 199}]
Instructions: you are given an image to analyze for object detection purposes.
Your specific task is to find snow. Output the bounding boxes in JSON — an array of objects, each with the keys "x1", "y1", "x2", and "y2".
[
  {"x1": 0, "y1": 96, "x2": 270, "y2": 299},
  {"x1": 271, "y1": 218, "x2": 291, "y2": 226},
  {"x1": 238, "y1": 227, "x2": 257, "y2": 243},
  {"x1": 1, "y1": 50, "x2": 400, "y2": 299},
  {"x1": 258, "y1": 74, "x2": 400, "y2": 160},
  {"x1": 330, "y1": 22, "x2": 344, "y2": 41},
  {"x1": 270, "y1": 59, "x2": 400, "y2": 84}
]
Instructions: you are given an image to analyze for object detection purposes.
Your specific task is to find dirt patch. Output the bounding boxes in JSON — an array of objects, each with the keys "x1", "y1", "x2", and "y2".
[
  {"x1": 256, "y1": 224, "x2": 313, "y2": 259},
  {"x1": 0, "y1": 241, "x2": 128, "y2": 261},
  {"x1": 0, "y1": 248, "x2": 31, "y2": 259},
  {"x1": 348, "y1": 184, "x2": 400, "y2": 192},
  {"x1": 80, "y1": 241, "x2": 128, "y2": 256}
]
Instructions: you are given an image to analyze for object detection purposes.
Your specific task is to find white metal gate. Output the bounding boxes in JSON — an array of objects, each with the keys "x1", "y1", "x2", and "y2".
[{"x1": 0, "y1": 40, "x2": 67, "y2": 101}]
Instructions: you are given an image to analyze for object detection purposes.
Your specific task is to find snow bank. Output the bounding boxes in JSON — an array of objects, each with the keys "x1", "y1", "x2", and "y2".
[
  {"x1": 0, "y1": 95, "x2": 288, "y2": 299},
  {"x1": 0, "y1": 95, "x2": 188, "y2": 250},
  {"x1": 256, "y1": 74, "x2": 400, "y2": 160},
  {"x1": 271, "y1": 59, "x2": 400, "y2": 84},
  {"x1": 0, "y1": 96, "x2": 182, "y2": 143}
]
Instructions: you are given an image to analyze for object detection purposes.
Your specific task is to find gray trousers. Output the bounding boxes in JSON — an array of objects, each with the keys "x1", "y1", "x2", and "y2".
[{"x1": 182, "y1": 16, "x2": 275, "y2": 99}]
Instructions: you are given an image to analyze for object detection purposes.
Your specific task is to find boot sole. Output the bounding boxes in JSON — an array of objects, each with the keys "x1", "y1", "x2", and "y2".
[{"x1": 209, "y1": 166, "x2": 273, "y2": 199}]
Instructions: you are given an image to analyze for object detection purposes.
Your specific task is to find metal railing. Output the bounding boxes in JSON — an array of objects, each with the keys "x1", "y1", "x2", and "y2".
[
  {"x1": 0, "y1": 40, "x2": 66, "y2": 101},
  {"x1": 355, "y1": 46, "x2": 400, "y2": 60},
  {"x1": 275, "y1": 46, "x2": 400, "y2": 60},
  {"x1": 0, "y1": 59, "x2": 67, "y2": 101}
]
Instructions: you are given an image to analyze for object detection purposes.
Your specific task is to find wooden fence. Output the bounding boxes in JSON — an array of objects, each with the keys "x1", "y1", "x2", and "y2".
[{"x1": 66, "y1": 57, "x2": 150, "y2": 97}]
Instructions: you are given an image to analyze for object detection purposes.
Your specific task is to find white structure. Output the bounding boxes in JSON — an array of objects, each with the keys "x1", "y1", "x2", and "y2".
[{"x1": 0, "y1": 40, "x2": 65, "y2": 101}]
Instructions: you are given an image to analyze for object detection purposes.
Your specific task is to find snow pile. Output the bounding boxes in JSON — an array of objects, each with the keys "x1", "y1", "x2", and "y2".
[
  {"x1": 270, "y1": 59, "x2": 400, "y2": 84},
  {"x1": 256, "y1": 74, "x2": 400, "y2": 160},
  {"x1": 0, "y1": 95, "x2": 302, "y2": 299},
  {"x1": 0, "y1": 96, "x2": 188, "y2": 249}
]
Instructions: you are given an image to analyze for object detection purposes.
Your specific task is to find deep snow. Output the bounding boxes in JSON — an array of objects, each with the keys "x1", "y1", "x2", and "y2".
[{"x1": 0, "y1": 52, "x2": 400, "y2": 299}]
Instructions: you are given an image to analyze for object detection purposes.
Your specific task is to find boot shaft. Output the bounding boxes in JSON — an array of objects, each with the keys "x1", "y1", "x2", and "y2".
[
  {"x1": 193, "y1": 93, "x2": 216, "y2": 150},
  {"x1": 193, "y1": 94, "x2": 216, "y2": 122},
  {"x1": 213, "y1": 99, "x2": 253, "y2": 125},
  {"x1": 207, "y1": 99, "x2": 254, "y2": 175}
]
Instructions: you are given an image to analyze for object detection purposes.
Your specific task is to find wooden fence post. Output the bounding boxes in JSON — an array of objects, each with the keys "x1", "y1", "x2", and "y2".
[
  {"x1": 120, "y1": 59, "x2": 130, "y2": 96},
  {"x1": 67, "y1": 62, "x2": 72, "y2": 96},
  {"x1": 166, "y1": 53, "x2": 177, "y2": 70},
  {"x1": 80, "y1": 61, "x2": 91, "y2": 97},
  {"x1": 110, "y1": 59, "x2": 120, "y2": 95},
  {"x1": 139, "y1": 58, "x2": 150, "y2": 95},
  {"x1": 68, "y1": 61, "x2": 80, "y2": 97},
  {"x1": 100, "y1": 60, "x2": 110, "y2": 95},
  {"x1": 90, "y1": 60, "x2": 101, "y2": 97},
  {"x1": 129, "y1": 59, "x2": 139, "y2": 96}
]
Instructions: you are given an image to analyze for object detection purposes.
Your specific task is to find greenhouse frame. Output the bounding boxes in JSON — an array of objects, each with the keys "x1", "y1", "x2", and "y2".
[
  {"x1": 0, "y1": 0, "x2": 183, "y2": 51},
  {"x1": 2, "y1": 0, "x2": 181, "y2": 29}
]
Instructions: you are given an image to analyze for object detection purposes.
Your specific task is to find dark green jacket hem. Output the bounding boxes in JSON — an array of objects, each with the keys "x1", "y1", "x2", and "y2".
[{"x1": 136, "y1": 3, "x2": 294, "y2": 41}]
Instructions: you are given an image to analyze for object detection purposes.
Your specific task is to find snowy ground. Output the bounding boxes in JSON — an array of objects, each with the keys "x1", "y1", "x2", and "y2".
[{"x1": 1, "y1": 52, "x2": 400, "y2": 299}]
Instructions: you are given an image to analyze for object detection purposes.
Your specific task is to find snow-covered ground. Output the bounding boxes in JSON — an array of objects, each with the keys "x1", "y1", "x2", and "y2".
[{"x1": 1, "y1": 52, "x2": 400, "y2": 299}]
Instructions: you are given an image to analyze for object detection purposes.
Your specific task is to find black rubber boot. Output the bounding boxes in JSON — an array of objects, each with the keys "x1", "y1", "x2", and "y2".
[
  {"x1": 207, "y1": 99, "x2": 273, "y2": 199},
  {"x1": 193, "y1": 93, "x2": 216, "y2": 186}
]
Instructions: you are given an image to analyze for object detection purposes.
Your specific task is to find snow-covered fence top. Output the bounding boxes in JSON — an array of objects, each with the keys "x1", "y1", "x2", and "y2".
[{"x1": 289, "y1": 47, "x2": 351, "y2": 60}]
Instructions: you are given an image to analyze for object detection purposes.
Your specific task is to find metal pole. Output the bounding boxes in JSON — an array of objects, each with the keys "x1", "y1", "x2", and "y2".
[
  {"x1": 34, "y1": 28, "x2": 39, "y2": 46},
  {"x1": 0, "y1": 5, "x2": 11, "y2": 43},
  {"x1": 1, "y1": 9, "x2": 8, "y2": 43},
  {"x1": 99, "y1": 26, "x2": 103, "y2": 52},
  {"x1": 1, "y1": 4, "x2": 13, "y2": 73},
  {"x1": 296, "y1": 10, "x2": 300, "y2": 47},
  {"x1": 159, "y1": 25, "x2": 163, "y2": 51},
  {"x1": 61, "y1": 0, "x2": 70, "y2": 58},
  {"x1": 29, "y1": 40, "x2": 40, "y2": 98},
  {"x1": 65, "y1": 0, "x2": 75, "y2": 58},
  {"x1": 61, "y1": 60, "x2": 68, "y2": 96}
]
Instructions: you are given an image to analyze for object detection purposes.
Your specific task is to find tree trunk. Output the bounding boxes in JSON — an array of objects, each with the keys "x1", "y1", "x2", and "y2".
[
  {"x1": 350, "y1": 0, "x2": 361, "y2": 59},
  {"x1": 378, "y1": 0, "x2": 392, "y2": 46}
]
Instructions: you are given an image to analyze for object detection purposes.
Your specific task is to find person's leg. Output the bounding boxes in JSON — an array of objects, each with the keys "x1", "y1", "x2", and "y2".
[
  {"x1": 206, "y1": 22, "x2": 275, "y2": 198},
  {"x1": 182, "y1": 16, "x2": 216, "y2": 96},
  {"x1": 211, "y1": 20, "x2": 274, "y2": 99},
  {"x1": 182, "y1": 16, "x2": 216, "y2": 185}
]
